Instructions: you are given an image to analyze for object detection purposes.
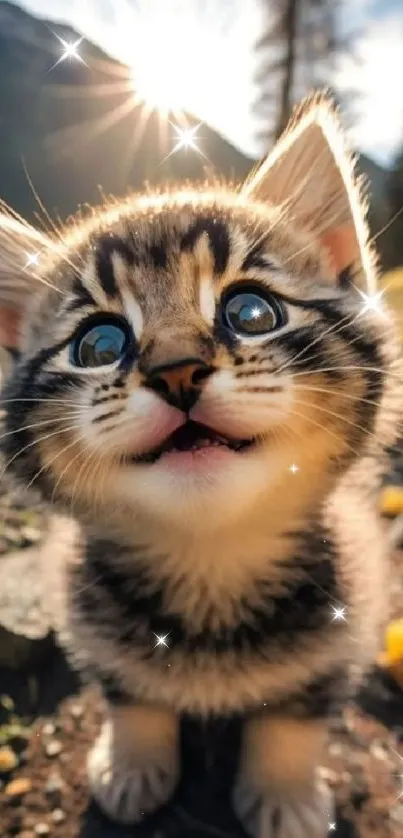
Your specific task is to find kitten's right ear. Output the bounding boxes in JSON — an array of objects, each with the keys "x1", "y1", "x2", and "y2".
[
  {"x1": 0, "y1": 213, "x2": 53, "y2": 349},
  {"x1": 243, "y1": 93, "x2": 375, "y2": 293}
]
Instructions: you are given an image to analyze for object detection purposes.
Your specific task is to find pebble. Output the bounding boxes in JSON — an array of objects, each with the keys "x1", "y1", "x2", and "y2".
[
  {"x1": 34, "y1": 824, "x2": 50, "y2": 836},
  {"x1": 4, "y1": 777, "x2": 32, "y2": 799},
  {"x1": 0, "y1": 746, "x2": 18, "y2": 773},
  {"x1": 42, "y1": 723, "x2": 56, "y2": 738},
  {"x1": 69, "y1": 704, "x2": 83, "y2": 720},
  {"x1": 45, "y1": 769, "x2": 64, "y2": 805},
  {"x1": 45, "y1": 740, "x2": 62, "y2": 758},
  {"x1": 51, "y1": 809, "x2": 66, "y2": 825}
]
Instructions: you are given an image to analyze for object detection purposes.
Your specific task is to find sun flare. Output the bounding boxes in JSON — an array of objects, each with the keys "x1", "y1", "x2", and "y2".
[
  {"x1": 50, "y1": 0, "x2": 260, "y2": 164},
  {"x1": 76, "y1": 0, "x2": 258, "y2": 133}
]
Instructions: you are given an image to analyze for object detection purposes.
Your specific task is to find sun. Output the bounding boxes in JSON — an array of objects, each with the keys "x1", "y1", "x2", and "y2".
[
  {"x1": 128, "y1": 33, "x2": 195, "y2": 113},
  {"x1": 64, "y1": 0, "x2": 259, "y2": 159},
  {"x1": 126, "y1": 12, "x2": 203, "y2": 114}
]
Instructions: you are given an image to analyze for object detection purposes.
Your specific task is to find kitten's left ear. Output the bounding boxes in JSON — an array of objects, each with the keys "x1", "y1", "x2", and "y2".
[
  {"x1": 243, "y1": 92, "x2": 375, "y2": 291},
  {"x1": 0, "y1": 212, "x2": 53, "y2": 349}
]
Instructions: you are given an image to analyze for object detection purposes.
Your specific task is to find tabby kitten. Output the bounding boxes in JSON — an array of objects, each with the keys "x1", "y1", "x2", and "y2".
[{"x1": 0, "y1": 95, "x2": 401, "y2": 838}]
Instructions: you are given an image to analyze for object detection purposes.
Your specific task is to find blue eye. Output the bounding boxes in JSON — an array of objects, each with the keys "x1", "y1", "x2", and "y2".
[
  {"x1": 71, "y1": 319, "x2": 129, "y2": 368},
  {"x1": 223, "y1": 289, "x2": 285, "y2": 336}
]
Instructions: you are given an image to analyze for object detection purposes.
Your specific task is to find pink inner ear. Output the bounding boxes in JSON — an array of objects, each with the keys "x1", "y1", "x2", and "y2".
[
  {"x1": 0, "y1": 307, "x2": 21, "y2": 349},
  {"x1": 321, "y1": 225, "x2": 358, "y2": 276}
]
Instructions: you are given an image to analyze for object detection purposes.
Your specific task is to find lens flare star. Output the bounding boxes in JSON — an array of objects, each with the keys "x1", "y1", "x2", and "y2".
[
  {"x1": 357, "y1": 288, "x2": 386, "y2": 316},
  {"x1": 328, "y1": 822, "x2": 337, "y2": 831},
  {"x1": 153, "y1": 633, "x2": 170, "y2": 648},
  {"x1": 160, "y1": 123, "x2": 209, "y2": 166},
  {"x1": 289, "y1": 464, "x2": 299, "y2": 474},
  {"x1": 24, "y1": 252, "x2": 40, "y2": 269},
  {"x1": 331, "y1": 605, "x2": 347, "y2": 622},
  {"x1": 49, "y1": 34, "x2": 86, "y2": 72},
  {"x1": 172, "y1": 124, "x2": 201, "y2": 152}
]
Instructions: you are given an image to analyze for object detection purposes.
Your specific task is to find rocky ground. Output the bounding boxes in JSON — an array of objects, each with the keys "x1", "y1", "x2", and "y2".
[{"x1": 1, "y1": 484, "x2": 403, "y2": 837}]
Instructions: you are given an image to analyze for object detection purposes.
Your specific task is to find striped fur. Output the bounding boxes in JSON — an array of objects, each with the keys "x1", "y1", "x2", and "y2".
[{"x1": 0, "y1": 94, "x2": 402, "y2": 833}]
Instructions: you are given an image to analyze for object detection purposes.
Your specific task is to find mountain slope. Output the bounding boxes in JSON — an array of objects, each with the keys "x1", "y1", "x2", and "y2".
[
  {"x1": 0, "y1": 0, "x2": 391, "y2": 251},
  {"x1": 0, "y1": 1, "x2": 253, "y2": 225}
]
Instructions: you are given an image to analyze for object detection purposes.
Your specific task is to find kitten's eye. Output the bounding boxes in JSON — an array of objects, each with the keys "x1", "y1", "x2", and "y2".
[
  {"x1": 223, "y1": 289, "x2": 285, "y2": 336},
  {"x1": 71, "y1": 319, "x2": 129, "y2": 368}
]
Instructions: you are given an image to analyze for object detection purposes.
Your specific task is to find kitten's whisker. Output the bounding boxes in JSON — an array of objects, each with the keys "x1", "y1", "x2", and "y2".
[
  {"x1": 276, "y1": 310, "x2": 360, "y2": 376},
  {"x1": 291, "y1": 365, "x2": 403, "y2": 382},
  {"x1": 291, "y1": 397, "x2": 380, "y2": 444},
  {"x1": 92, "y1": 452, "x2": 114, "y2": 517},
  {"x1": 0, "y1": 423, "x2": 82, "y2": 482},
  {"x1": 0, "y1": 414, "x2": 83, "y2": 444},
  {"x1": 293, "y1": 383, "x2": 381, "y2": 409},
  {"x1": 287, "y1": 407, "x2": 357, "y2": 454},
  {"x1": 50, "y1": 442, "x2": 88, "y2": 505},
  {"x1": 70, "y1": 446, "x2": 103, "y2": 515},
  {"x1": 0, "y1": 397, "x2": 87, "y2": 407},
  {"x1": 25, "y1": 436, "x2": 81, "y2": 493}
]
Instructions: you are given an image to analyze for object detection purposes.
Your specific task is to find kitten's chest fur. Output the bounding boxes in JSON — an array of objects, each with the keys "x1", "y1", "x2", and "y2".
[
  {"x1": 68, "y1": 511, "x2": 349, "y2": 714},
  {"x1": 81, "y1": 515, "x2": 306, "y2": 635}
]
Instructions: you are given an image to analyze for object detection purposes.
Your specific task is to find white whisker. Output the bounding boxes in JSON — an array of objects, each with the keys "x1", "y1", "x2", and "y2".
[{"x1": 0, "y1": 423, "x2": 82, "y2": 483}]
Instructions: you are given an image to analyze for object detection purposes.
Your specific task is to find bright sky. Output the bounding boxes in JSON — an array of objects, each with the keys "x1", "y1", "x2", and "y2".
[{"x1": 12, "y1": 0, "x2": 403, "y2": 165}]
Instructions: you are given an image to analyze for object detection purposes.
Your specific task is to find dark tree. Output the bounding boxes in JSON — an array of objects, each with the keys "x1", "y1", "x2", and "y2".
[{"x1": 254, "y1": 0, "x2": 356, "y2": 149}]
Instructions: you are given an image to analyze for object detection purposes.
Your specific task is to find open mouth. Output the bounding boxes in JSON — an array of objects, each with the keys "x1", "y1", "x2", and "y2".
[{"x1": 129, "y1": 421, "x2": 255, "y2": 465}]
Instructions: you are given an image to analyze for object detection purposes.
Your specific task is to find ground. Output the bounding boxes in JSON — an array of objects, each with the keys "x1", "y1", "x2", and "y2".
[{"x1": 1, "y1": 489, "x2": 403, "y2": 837}]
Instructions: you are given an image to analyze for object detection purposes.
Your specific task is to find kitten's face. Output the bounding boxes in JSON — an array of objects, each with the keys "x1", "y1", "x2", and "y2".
[{"x1": 1, "y1": 192, "x2": 391, "y2": 529}]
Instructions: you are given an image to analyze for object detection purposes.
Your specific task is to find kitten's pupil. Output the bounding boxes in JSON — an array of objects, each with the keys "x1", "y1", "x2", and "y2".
[
  {"x1": 224, "y1": 290, "x2": 283, "y2": 336},
  {"x1": 73, "y1": 322, "x2": 128, "y2": 368}
]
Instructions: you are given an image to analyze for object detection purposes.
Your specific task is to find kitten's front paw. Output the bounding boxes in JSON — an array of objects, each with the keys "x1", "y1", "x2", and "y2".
[
  {"x1": 87, "y1": 720, "x2": 179, "y2": 824},
  {"x1": 233, "y1": 776, "x2": 333, "y2": 838}
]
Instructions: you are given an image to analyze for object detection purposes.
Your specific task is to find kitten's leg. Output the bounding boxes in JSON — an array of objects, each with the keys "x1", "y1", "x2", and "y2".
[
  {"x1": 87, "y1": 700, "x2": 180, "y2": 824},
  {"x1": 233, "y1": 714, "x2": 333, "y2": 838}
]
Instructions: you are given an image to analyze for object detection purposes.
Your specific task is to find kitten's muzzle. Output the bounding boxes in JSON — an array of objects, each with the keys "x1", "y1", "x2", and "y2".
[{"x1": 144, "y1": 357, "x2": 215, "y2": 413}]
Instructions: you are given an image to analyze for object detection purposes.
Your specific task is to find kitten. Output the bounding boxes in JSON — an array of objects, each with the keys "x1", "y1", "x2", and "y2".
[{"x1": 0, "y1": 94, "x2": 401, "y2": 838}]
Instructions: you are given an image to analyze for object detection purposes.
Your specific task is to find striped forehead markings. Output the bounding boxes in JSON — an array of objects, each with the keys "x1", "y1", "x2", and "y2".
[
  {"x1": 95, "y1": 234, "x2": 135, "y2": 298},
  {"x1": 180, "y1": 217, "x2": 230, "y2": 275}
]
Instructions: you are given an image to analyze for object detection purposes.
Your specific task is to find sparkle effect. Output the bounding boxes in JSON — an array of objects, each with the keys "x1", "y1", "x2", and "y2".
[
  {"x1": 357, "y1": 288, "x2": 386, "y2": 316},
  {"x1": 159, "y1": 122, "x2": 208, "y2": 166},
  {"x1": 331, "y1": 606, "x2": 347, "y2": 622},
  {"x1": 289, "y1": 464, "x2": 299, "y2": 474},
  {"x1": 251, "y1": 306, "x2": 262, "y2": 319},
  {"x1": 153, "y1": 633, "x2": 170, "y2": 648},
  {"x1": 24, "y1": 252, "x2": 40, "y2": 269},
  {"x1": 172, "y1": 123, "x2": 202, "y2": 153},
  {"x1": 328, "y1": 823, "x2": 337, "y2": 831},
  {"x1": 50, "y1": 34, "x2": 86, "y2": 71}
]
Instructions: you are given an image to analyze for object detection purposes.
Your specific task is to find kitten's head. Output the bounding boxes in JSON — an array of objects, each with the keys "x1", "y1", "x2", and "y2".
[{"x1": 0, "y1": 95, "x2": 400, "y2": 532}]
